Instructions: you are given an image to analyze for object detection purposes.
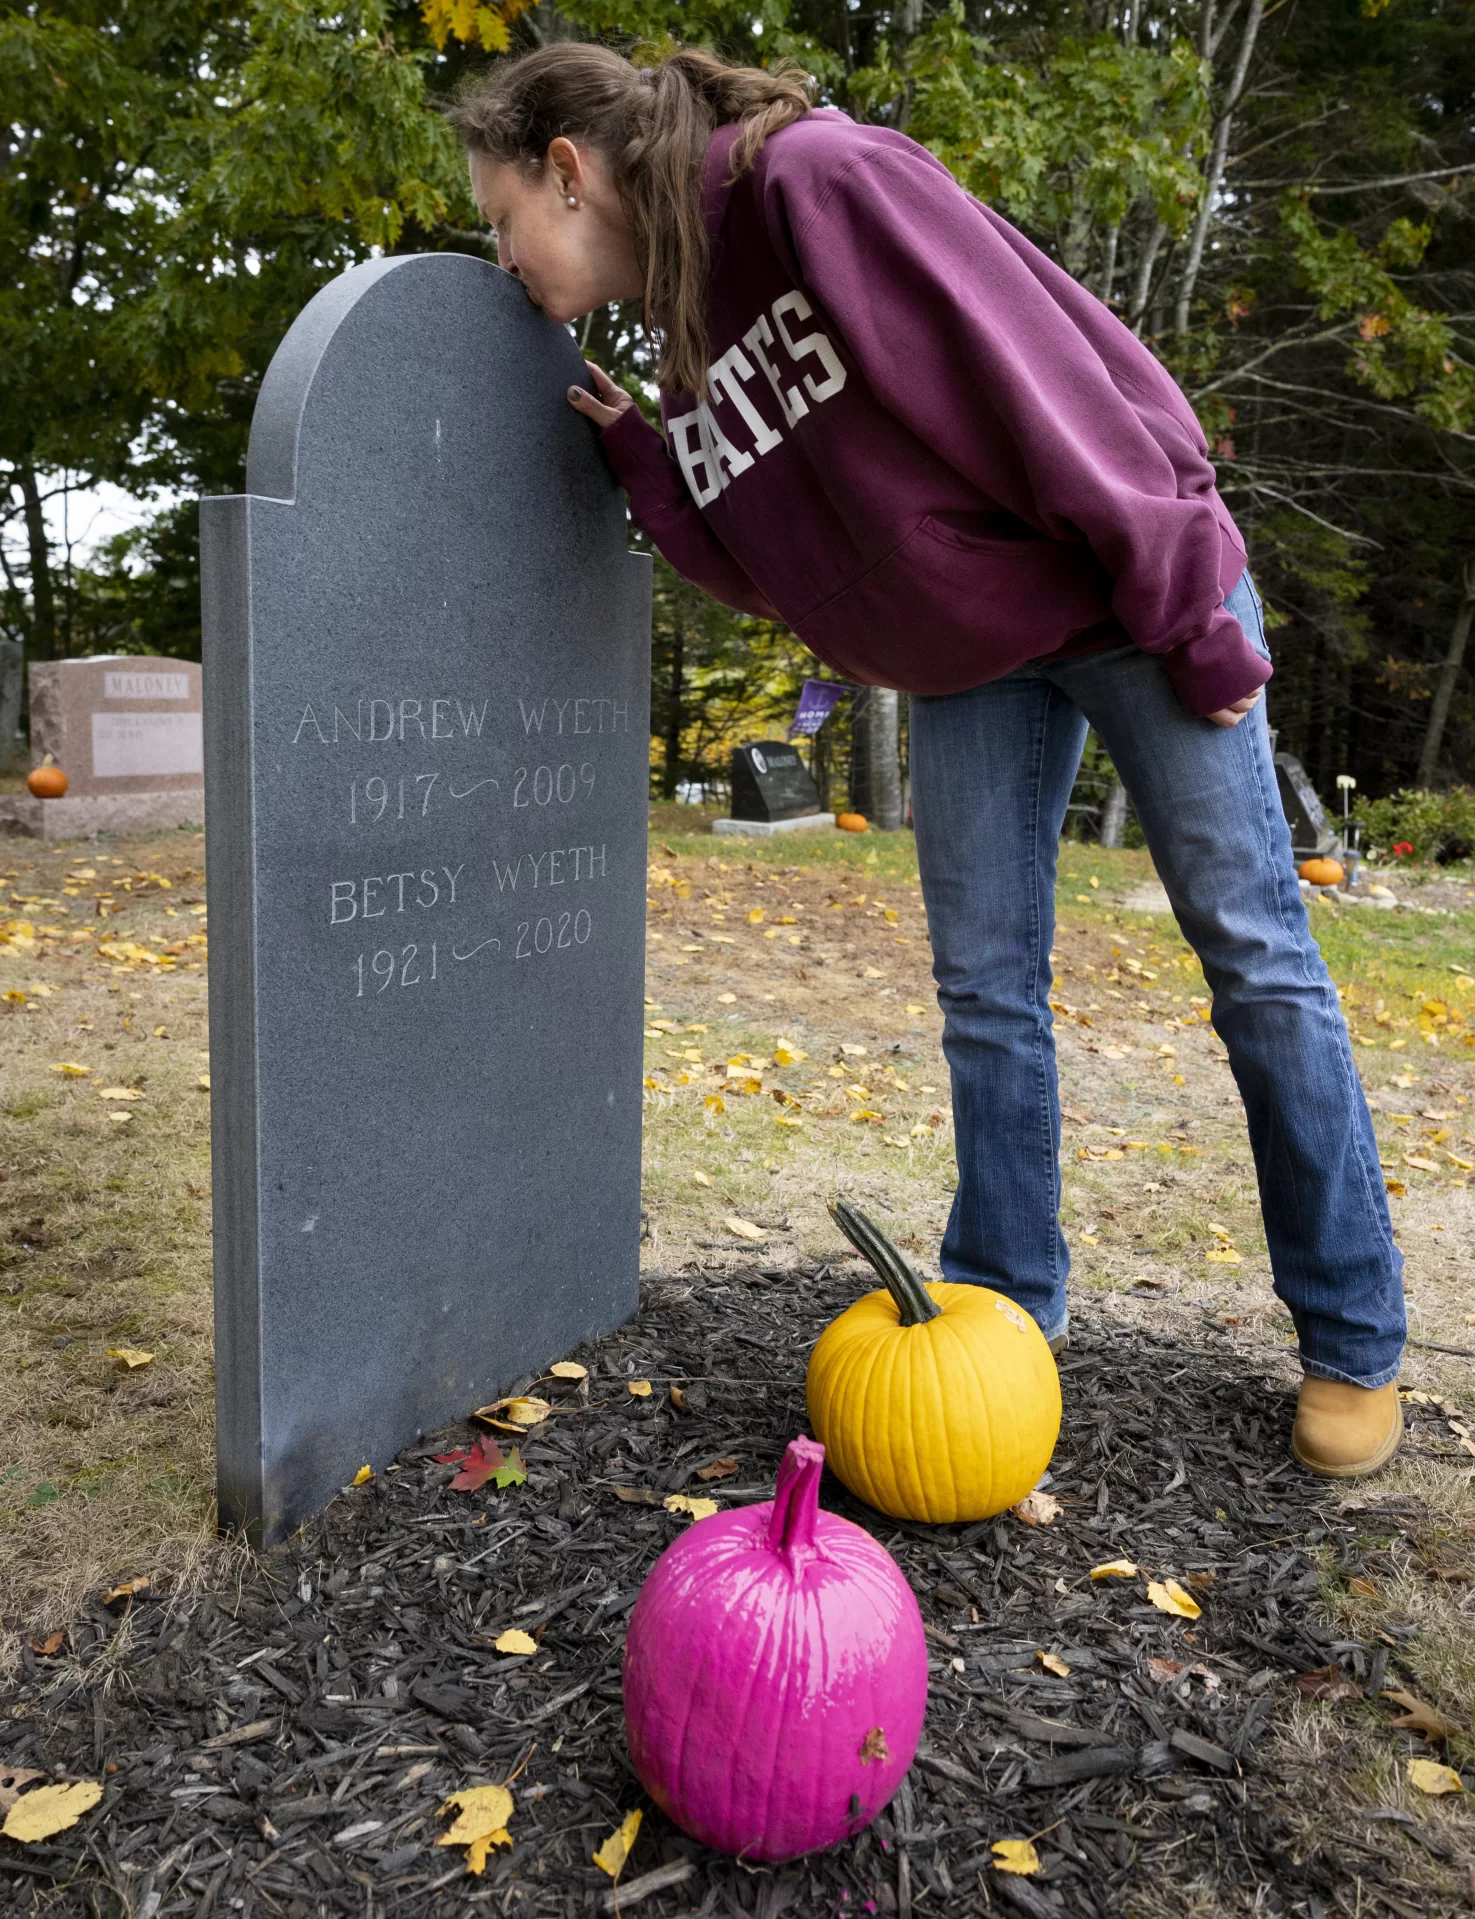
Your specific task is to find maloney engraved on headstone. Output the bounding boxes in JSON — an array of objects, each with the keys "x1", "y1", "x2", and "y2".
[
  {"x1": 0, "y1": 655, "x2": 206, "y2": 839},
  {"x1": 715, "y1": 740, "x2": 834, "y2": 838},
  {"x1": 200, "y1": 255, "x2": 651, "y2": 1544}
]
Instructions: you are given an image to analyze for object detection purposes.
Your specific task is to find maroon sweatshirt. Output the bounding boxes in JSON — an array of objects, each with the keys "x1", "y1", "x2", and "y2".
[{"x1": 599, "y1": 110, "x2": 1269, "y2": 716}]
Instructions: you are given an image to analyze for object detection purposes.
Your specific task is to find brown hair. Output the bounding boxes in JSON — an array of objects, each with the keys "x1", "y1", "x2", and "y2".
[{"x1": 447, "y1": 45, "x2": 812, "y2": 394}]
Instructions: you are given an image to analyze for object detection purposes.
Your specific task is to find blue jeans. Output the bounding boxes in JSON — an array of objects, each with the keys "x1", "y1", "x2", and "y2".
[{"x1": 908, "y1": 572, "x2": 1404, "y2": 1388}]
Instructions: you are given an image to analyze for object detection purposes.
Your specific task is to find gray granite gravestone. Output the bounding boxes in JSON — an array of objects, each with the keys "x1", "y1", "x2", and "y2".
[
  {"x1": 200, "y1": 255, "x2": 651, "y2": 1544},
  {"x1": 1274, "y1": 753, "x2": 1338, "y2": 861}
]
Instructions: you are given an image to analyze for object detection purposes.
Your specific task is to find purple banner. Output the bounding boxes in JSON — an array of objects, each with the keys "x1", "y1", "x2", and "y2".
[{"x1": 789, "y1": 678, "x2": 851, "y2": 738}]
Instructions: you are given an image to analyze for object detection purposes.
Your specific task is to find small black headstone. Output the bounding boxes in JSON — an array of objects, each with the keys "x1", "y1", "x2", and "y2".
[
  {"x1": 1274, "y1": 754, "x2": 1337, "y2": 860},
  {"x1": 730, "y1": 741, "x2": 822, "y2": 822}
]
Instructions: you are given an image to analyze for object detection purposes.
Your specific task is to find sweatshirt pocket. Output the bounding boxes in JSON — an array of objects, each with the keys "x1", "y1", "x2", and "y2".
[{"x1": 795, "y1": 515, "x2": 1114, "y2": 695}]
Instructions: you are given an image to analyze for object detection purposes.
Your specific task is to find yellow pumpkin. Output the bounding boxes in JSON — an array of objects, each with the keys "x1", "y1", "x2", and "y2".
[
  {"x1": 835, "y1": 812, "x2": 869, "y2": 833},
  {"x1": 1298, "y1": 857, "x2": 1344, "y2": 887},
  {"x1": 807, "y1": 1201, "x2": 1061, "y2": 1523},
  {"x1": 27, "y1": 763, "x2": 67, "y2": 799}
]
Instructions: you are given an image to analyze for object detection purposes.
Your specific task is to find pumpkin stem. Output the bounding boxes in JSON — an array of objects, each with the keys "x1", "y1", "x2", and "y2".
[
  {"x1": 767, "y1": 1434, "x2": 825, "y2": 1562},
  {"x1": 828, "y1": 1199, "x2": 942, "y2": 1326}
]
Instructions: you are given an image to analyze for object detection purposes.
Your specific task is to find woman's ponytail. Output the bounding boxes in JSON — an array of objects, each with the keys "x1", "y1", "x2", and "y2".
[{"x1": 448, "y1": 45, "x2": 813, "y2": 394}]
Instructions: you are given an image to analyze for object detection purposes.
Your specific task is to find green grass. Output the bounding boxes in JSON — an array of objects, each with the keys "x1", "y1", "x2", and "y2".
[{"x1": 649, "y1": 825, "x2": 1475, "y2": 1048}]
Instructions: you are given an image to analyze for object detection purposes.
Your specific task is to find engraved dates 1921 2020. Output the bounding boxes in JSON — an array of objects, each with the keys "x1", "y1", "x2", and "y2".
[{"x1": 350, "y1": 910, "x2": 593, "y2": 997}]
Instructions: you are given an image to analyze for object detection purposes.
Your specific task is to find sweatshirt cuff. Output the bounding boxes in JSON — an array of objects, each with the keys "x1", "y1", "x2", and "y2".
[
  {"x1": 600, "y1": 405, "x2": 678, "y2": 505},
  {"x1": 1162, "y1": 606, "x2": 1273, "y2": 718}
]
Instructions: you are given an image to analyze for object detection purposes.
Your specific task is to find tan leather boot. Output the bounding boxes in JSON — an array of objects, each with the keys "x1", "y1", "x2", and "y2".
[
  {"x1": 1291, "y1": 1377, "x2": 1403, "y2": 1477},
  {"x1": 1047, "y1": 1333, "x2": 1069, "y2": 1357}
]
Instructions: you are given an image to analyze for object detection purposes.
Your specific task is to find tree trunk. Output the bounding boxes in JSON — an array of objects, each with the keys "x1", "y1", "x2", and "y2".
[
  {"x1": 1100, "y1": 778, "x2": 1129, "y2": 848},
  {"x1": 849, "y1": 690, "x2": 873, "y2": 817},
  {"x1": 661, "y1": 617, "x2": 685, "y2": 800},
  {"x1": 1174, "y1": 0, "x2": 1264, "y2": 336},
  {"x1": 18, "y1": 463, "x2": 58, "y2": 663},
  {"x1": 0, "y1": 641, "x2": 22, "y2": 776},
  {"x1": 1416, "y1": 557, "x2": 1475, "y2": 789},
  {"x1": 861, "y1": 688, "x2": 903, "y2": 830},
  {"x1": 809, "y1": 722, "x2": 831, "y2": 815},
  {"x1": 1128, "y1": 220, "x2": 1166, "y2": 334}
]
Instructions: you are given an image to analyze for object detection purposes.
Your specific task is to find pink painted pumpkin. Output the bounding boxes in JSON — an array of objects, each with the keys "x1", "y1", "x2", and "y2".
[{"x1": 622, "y1": 1434, "x2": 928, "y2": 1861}]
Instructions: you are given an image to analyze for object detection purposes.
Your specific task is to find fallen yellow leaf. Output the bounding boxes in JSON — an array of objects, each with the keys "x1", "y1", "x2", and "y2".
[
  {"x1": 351, "y1": 1464, "x2": 373, "y2": 1486},
  {"x1": 97, "y1": 1087, "x2": 143, "y2": 1102},
  {"x1": 548, "y1": 1361, "x2": 587, "y2": 1381},
  {"x1": 592, "y1": 1808, "x2": 642, "y2": 1878},
  {"x1": 1036, "y1": 1650, "x2": 1071, "y2": 1677},
  {"x1": 49, "y1": 1063, "x2": 90, "y2": 1077},
  {"x1": 1147, "y1": 1578, "x2": 1202, "y2": 1619},
  {"x1": 437, "y1": 1784, "x2": 514, "y2": 1874},
  {"x1": 663, "y1": 1494, "x2": 719, "y2": 1520},
  {"x1": 474, "y1": 1396, "x2": 551, "y2": 1427},
  {"x1": 108, "y1": 1111, "x2": 132, "y2": 1125},
  {"x1": 704, "y1": 1094, "x2": 725, "y2": 1114},
  {"x1": 493, "y1": 1629, "x2": 537, "y2": 1655},
  {"x1": 905, "y1": 1003, "x2": 927, "y2": 1016},
  {"x1": 1407, "y1": 1758, "x2": 1465, "y2": 1796},
  {"x1": 692, "y1": 1170, "x2": 713, "y2": 1187},
  {"x1": 747, "y1": 908, "x2": 764, "y2": 924},
  {"x1": 991, "y1": 1839, "x2": 1041, "y2": 1876},
  {"x1": 1384, "y1": 1179, "x2": 1406, "y2": 1197},
  {"x1": 2, "y1": 1780, "x2": 103, "y2": 1843},
  {"x1": 99, "y1": 1576, "x2": 150, "y2": 1605},
  {"x1": 1204, "y1": 1248, "x2": 1243, "y2": 1264},
  {"x1": 197, "y1": 1073, "x2": 211, "y2": 1090},
  {"x1": 1403, "y1": 1154, "x2": 1441, "y2": 1173},
  {"x1": 627, "y1": 1379, "x2": 652, "y2": 1398},
  {"x1": 107, "y1": 1347, "x2": 153, "y2": 1371},
  {"x1": 724, "y1": 1216, "x2": 764, "y2": 1241},
  {"x1": 1089, "y1": 1558, "x2": 1139, "y2": 1581},
  {"x1": 1013, "y1": 1490, "x2": 1062, "y2": 1526}
]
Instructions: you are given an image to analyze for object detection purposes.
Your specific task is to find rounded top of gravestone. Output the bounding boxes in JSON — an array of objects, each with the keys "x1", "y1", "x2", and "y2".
[{"x1": 245, "y1": 253, "x2": 623, "y2": 553}]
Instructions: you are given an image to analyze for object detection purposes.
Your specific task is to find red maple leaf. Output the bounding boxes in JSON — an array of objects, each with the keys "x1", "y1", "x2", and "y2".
[
  {"x1": 431, "y1": 1448, "x2": 469, "y2": 1465},
  {"x1": 448, "y1": 1434, "x2": 508, "y2": 1492}
]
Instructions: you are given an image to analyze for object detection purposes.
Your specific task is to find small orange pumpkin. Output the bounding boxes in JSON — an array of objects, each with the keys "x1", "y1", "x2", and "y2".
[
  {"x1": 27, "y1": 763, "x2": 68, "y2": 799},
  {"x1": 1298, "y1": 857, "x2": 1344, "y2": 887},
  {"x1": 836, "y1": 812, "x2": 869, "y2": 833}
]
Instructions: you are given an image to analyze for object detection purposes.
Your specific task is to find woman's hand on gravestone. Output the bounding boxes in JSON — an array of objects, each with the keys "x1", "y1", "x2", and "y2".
[{"x1": 567, "y1": 361, "x2": 635, "y2": 432}]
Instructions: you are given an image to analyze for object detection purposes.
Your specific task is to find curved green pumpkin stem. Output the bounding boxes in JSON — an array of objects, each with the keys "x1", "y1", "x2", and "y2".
[
  {"x1": 767, "y1": 1434, "x2": 825, "y2": 1561},
  {"x1": 828, "y1": 1198, "x2": 942, "y2": 1326}
]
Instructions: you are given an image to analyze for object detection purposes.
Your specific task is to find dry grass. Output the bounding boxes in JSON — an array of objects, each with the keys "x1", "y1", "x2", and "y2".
[
  {"x1": 0, "y1": 830, "x2": 236, "y2": 1663},
  {"x1": 2, "y1": 821, "x2": 1474, "y2": 1874}
]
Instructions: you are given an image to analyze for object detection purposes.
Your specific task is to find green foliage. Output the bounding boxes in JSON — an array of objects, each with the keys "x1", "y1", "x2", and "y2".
[
  {"x1": 1277, "y1": 199, "x2": 1475, "y2": 434},
  {"x1": 1, "y1": 0, "x2": 472, "y2": 657},
  {"x1": 1352, "y1": 787, "x2": 1475, "y2": 863},
  {"x1": 648, "y1": 551, "x2": 815, "y2": 800},
  {"x1": 4, "y1": 0, "x2": 1474, "y2": 810},
  {"x1": 851, "y1": 8, "x2": 1209, "y2": 275}
]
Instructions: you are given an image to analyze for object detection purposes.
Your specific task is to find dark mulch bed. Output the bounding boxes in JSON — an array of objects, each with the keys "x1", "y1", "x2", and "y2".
[{"x1": 1, "y1": 1263, "x2": 1456, "y2": 1917}]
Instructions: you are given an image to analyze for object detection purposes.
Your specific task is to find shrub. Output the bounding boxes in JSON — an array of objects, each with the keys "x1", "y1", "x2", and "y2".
[{"x1": 1353, "y1": 787, "x2": 1475, "y2": 864}]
